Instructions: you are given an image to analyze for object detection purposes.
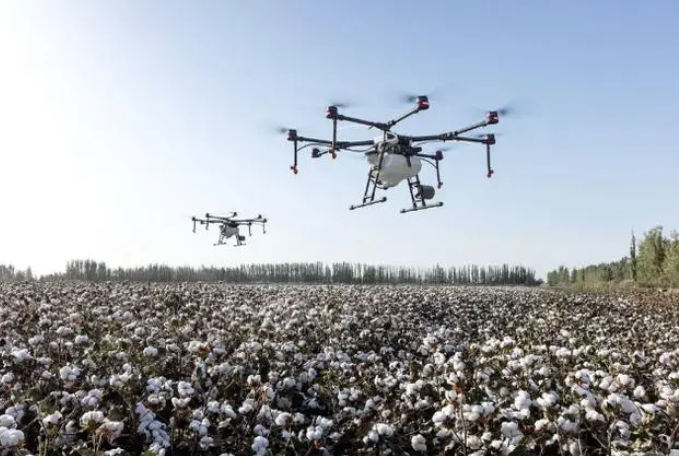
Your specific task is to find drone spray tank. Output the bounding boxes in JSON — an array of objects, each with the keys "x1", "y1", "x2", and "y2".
[{"x1": 366, "y1": 132, "x2": 423, "y2": 188}]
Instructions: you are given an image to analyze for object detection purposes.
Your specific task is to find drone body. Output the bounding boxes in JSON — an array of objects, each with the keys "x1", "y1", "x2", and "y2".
[
  {"x1": 366, "y1": 133, "x2": 423, "y2": 188},
  {"x1": 191, "y1": 212, "x2": 267, "y2": 247},
  {"x1": 281, "y1": 95, "x2": 504, "y2": 213}
]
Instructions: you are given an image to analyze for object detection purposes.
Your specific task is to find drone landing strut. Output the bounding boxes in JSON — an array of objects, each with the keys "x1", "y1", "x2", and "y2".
[
  {"x1": 349, "y1": 164, "x2": 388, "y2": 211},
  {"x1": 400, "y1": 175, "x2": 444, "y2": 214}
]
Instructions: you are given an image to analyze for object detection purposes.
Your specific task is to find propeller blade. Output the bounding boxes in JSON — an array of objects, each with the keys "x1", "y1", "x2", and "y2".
[
  {"x1": 394, "y1": 85, "x2": 450, "y2": 105},
  {"x1": 328, "y1": 100, "x2": 359, "y2": 109},
  {"x1": 474, "y1": 100, "x2": 524, "y2": 118},
  {"x1": 473, "y1": 132, "x2": 504, "y2": 139}
]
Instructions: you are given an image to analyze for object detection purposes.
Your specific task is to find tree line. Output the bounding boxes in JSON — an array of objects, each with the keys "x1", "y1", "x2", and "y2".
[
  {"x1": 546, "y1": 225, "x2": 679, "y2": 288},
  {"x1": 0, "y1": 259, "x2": 540, "y2": 286}
]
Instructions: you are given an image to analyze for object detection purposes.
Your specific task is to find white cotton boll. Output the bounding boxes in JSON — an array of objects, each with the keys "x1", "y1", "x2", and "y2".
[
  {"x1": 536, "y1": 366, "x2": 550, "y2": 377},
  {"x1": 253, "y1": 424, "x2": 269, "y2": 437},
  {"x1": 0, "y1": 414, "x2": 16, "y2": 427},
  {"x1": 0, "y1": 429, "x2": 25, "y2": 447},
  {"x1": 445, "y1": 390, "x2": 458, "y2": 402},
  {"x1": 171, "y1": 397, "x2": 191, "y2": 409},
  {"x1": 81, "y1": 396, "x2": 98, "y2": 408},
  {"x1": 598, "y1": 376, "x2": 613, "y2": 391},
  {"x1": 411, "y1": 434, "x2": 427, "y2": 452},
  {"x1": 500, "y1": 421, "x2": 521, "y2": 438},
  {"x1": 207, "y1": 401, "x2": 220, "y2": 414},
  {"x1": 143, "y1": 346, "x2": 158, "y2": 357},
  {"x1": 660, "y1": 353, "x2": 672, "y2": 365},
  {"x1": 629, "y1": 411, "x2": 642, "y2": 425},
  {"x1": 28, "y1": 335, "x2": 44, "y2": 346},
  {"x1": 585, "y1": 409, "x2": 605, "y2": 422},
  {"x1": 641, "y1": 403, "x2": 659, "y2": 414},
  {"x1": 306, "y1": 426, "x2": 323, "y2": 441},
  {"x1": 375, "y1": 423, "x2": 393, "y2": 437},
  {"x1": 221, "y1": 404, "x2": 237, "y2": 419},
  {"x1": 0, "y1": 373, "x2": 14, "y2": 385},
  {"x1": 616, "y1": 374, "x2": 633, "y2": 387},
  {"x1": 199, "y1": 436, "x2": 213, "y2": 449},
  {"x1": 189, "y1": 419, "x2": 209, "y2": 436},
  {"x1": 432, "y1": 409, "x2": 449, "y2": 425},
  {"x1": 74, "y1": 335, "x2": 89, "y2": 345},
  {"x1": 557, "y1": 416, "x2": 578, "y2": 433},
  {"x1": 466, "y1": 435, "x2": 483, "y2": 450},
  {"x1": 11, "y1": 348, "x2": 32, "y2": 362},
  {"x1": 80, "y1": 411, "x2": 105, "y2": 427},
  {"x1": 514, "y1": 390, "x2": 532, "y2": 412},
  {"x1": 177, "y1": 381, "x2": 194, "y2": 397},
  {"x1": 59, "y1": 365, "x2": 81, "y2": 381},
  {"x1": 275, "y1": 412, "x2": 292, "y2": 427},
  {"x1": 99, "y1": 420, "x2": 125, "y2": 441},
  {"x1": 614, "y1": 420, "x2": 631, "y2": 439},
  {"x1": 363, "y1": 430, "x2": 379, "y2": 445},
  {"x1": 42, "y1": 411, "x2": 63, "y2": 426},
  {"x1": 634, "y1": 385, "x2": 646, "y2": 399},
  {"x1": 433, "y1": 352, "x2": 446, "y2": 365},
  {"x1": 534, "y1": 418, "x2": 550, "y2": 431},
  {"x1": 251, "y1": 435, "x2": 268, "y2": 452}
]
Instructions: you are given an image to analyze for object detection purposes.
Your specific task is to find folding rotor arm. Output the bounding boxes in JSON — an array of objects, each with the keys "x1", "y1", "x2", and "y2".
[
  {"x1": 227, "y1": 214, "x2": 267, "y2": 236},
  {"x1": 409, "y1": 111, "x2": 501, "y2": 178},
  {"x1": 285, "y1": 129, "x2": 373, "y2": 174},
  {"x1": 192, "y1": 215, "x2": 229, "y2": 233}
]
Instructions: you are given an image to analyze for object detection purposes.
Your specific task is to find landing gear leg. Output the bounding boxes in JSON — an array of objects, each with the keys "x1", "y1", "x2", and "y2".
[
  {"x1": 400, "y1": 175, "x2": 443, "y2": 214},
  {"x1": 349, "y1": 166, "x2": 387, "y2": 211}
]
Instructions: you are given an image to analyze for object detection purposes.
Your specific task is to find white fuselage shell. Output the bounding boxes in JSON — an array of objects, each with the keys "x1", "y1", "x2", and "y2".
[
  {"x1": 367, "y1": 153, "x2": 422, "y2": 187},
  {"x1": 221, "y1": 225, "x2": 239, "y2": 238},
  {"x1": 367, "y1": 132, "x2": 421, "y2": 187}
]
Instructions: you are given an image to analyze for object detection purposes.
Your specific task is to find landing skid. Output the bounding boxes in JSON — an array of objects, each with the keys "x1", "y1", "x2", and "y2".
[
  {"x1": 215, "y1": 236, "x2": 247, "y2": 247},
  {"x1": 349, "y1": 166, "x2": 388, "y2": 211},
  {"x1": 350, "y1": 151, "x2": 443, "y2": 214},
  {"x1": 400, "y1": 175, "x2": 443, "y2": 214}
]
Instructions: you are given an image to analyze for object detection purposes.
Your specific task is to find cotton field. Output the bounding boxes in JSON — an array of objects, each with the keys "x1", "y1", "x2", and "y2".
[{"x1": 2, "y1": 283, "x2": 679, "y2": 455}]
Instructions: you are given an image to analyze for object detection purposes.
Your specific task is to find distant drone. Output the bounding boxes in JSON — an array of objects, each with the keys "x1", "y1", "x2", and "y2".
[
  {"x1": 280, "y1": 95, "x2": 510, "y2": 213},
  {"x1": 191, "y1": 212, "x2": 267, "y2": 247}
]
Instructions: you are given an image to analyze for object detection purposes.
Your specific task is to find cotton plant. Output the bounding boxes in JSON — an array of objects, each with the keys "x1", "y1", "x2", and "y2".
[{"x1": 4, "y1": 283, "x2": 679, "y2": 453}]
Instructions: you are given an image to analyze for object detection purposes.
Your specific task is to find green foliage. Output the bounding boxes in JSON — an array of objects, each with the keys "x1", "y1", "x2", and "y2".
[
  {"x1": 39, "y1": 259, "x2": 541, "y2": 286},
  {"x1": 547, "y1": 225, "x2": 679, "y2": 289}
]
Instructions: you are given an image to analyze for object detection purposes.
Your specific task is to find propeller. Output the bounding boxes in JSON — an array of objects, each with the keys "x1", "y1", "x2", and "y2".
[
  {"x1": 474, "y1": 101, "x2": 523, "y2": 118},
  {"x1": 394, "y1": 85, "x2": 449, "y2": 105},
  {"x1": 473, "y1": 132, "x2": 504, "y2": 139},
  {"x1": 327, "y1": 100, "x2": 357, "y2": 109}
]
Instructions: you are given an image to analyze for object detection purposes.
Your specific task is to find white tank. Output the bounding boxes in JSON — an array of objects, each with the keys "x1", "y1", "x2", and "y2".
[
  {"x1": 221, "y1": 225, "x2": 239, "y2": 238},
  {"x1": 367, "y1": 153, "x2": 422, "y2": 188}
]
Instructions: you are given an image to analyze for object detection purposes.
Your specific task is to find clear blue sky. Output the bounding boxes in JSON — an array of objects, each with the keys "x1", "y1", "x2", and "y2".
[{"x1": 2, "y1": 1, "x2": 678, "y2": 279}]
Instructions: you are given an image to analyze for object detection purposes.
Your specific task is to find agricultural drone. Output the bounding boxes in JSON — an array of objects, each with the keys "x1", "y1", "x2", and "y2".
[
  {"x1": 281, "y1": 95, "x2": 509, "y2": 213},
  {"x1": 191, "y1": 212, "x2": 267, "y2": 247}
]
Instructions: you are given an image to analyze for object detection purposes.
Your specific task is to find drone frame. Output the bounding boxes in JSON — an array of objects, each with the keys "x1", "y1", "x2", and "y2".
[
  {"x1": 191, "y1": 212, "x2": 267, "y2": 247},
  {"x1": 284, "y1": 95, "x2": 500, "y2": 213}
]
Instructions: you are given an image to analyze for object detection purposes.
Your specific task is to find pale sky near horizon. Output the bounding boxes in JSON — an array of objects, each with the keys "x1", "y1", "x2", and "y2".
[{"x1": 1, "y1": 1, "x2": 678, "y2": 280}]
